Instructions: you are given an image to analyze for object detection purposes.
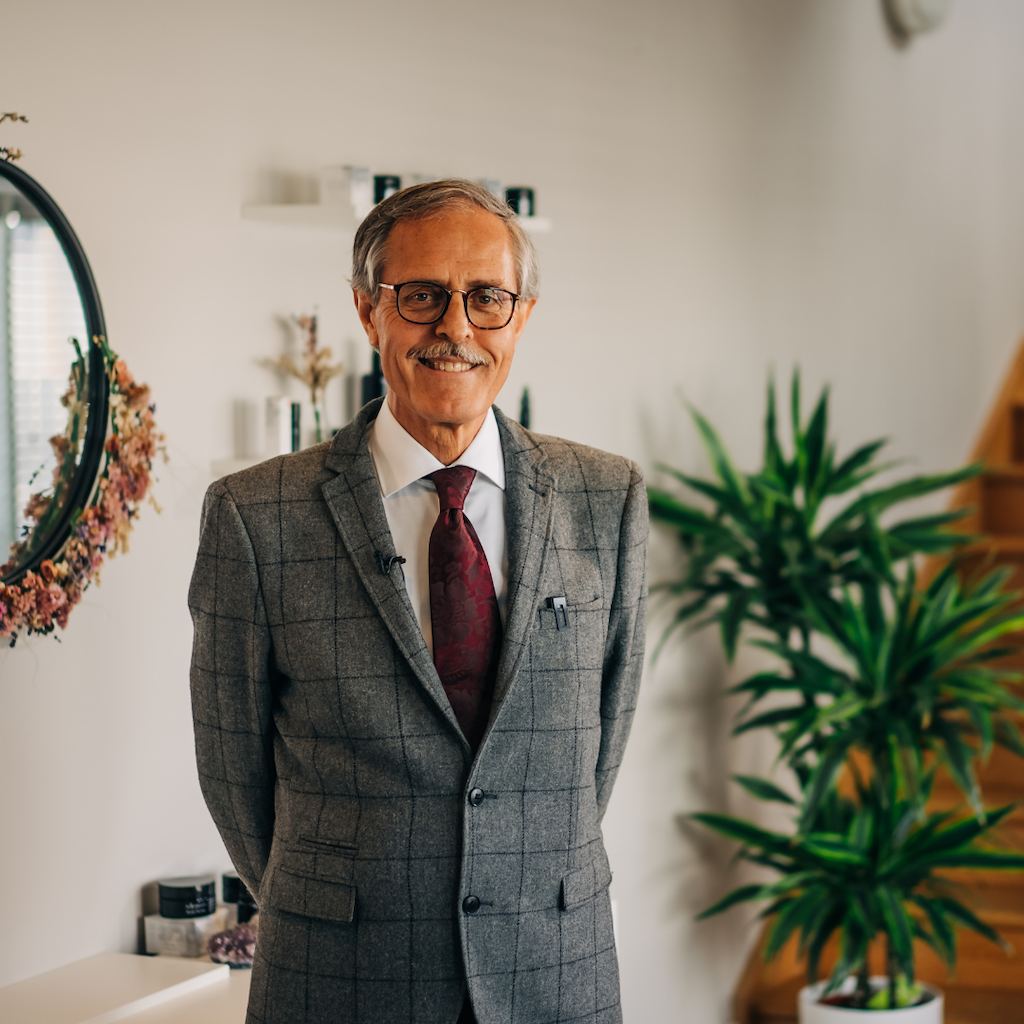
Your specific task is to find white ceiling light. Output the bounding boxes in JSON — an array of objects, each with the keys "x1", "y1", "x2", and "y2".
[{"x1": 885, "y1": 0, "x2": 952, "y2": 35}]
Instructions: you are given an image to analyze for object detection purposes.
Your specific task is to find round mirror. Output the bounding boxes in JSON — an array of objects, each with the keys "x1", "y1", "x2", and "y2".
[{"x1": 0, "y1": 160, "x2": 109, "y2": 584}]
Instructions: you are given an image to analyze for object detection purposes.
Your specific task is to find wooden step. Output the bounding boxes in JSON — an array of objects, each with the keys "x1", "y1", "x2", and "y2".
[
  {"x1": 936, "y1": 876, "x2": 1024, "y2": 914},
  {"x1": 944, "y1": 987, "x2": 1024, "y2": 1024}
]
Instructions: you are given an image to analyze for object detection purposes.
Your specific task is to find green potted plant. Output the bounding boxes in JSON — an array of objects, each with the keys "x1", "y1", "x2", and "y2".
[{"x1": 649, "y1": 374, "x2": 1024, "y2": 1020}]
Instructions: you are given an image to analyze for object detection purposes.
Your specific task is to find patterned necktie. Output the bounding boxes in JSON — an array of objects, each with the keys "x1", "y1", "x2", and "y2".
[{"x1": 427, "y1": 466, "x2": 502, "y2": 753}]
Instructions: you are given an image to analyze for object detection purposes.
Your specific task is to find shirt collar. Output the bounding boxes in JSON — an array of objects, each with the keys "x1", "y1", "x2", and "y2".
[{"x1": 368, "y1": 397, "x2": 506, "y2": 498}]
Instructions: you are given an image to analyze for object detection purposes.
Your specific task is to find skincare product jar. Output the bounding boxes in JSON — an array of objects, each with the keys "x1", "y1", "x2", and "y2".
[
  {"x1": 158, "y1": 876, "x2": 217, "y2": 918},
  {"x1": 143, "y1": 874, "x2": 227, "y2": 957}
]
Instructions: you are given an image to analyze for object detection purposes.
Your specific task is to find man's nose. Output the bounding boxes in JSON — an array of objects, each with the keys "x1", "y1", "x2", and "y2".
[{"x1": 436, "y1": 291, "x2": 473, "y2": 338}]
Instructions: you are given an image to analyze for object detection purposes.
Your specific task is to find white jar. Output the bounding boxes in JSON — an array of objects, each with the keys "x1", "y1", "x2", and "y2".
[{"x1": 799, "y1": 979, "x2": 943, "y2": 1023}]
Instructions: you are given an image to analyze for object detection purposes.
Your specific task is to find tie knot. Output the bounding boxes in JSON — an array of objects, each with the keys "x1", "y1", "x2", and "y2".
[{"x1": 430, "y1": 466, "x2": 477, "y2": 511}]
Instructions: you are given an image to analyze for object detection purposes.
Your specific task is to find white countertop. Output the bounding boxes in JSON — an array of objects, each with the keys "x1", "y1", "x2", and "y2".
[{"x1": 0, "y1": 952, "x2": 234, "y2": 1024}]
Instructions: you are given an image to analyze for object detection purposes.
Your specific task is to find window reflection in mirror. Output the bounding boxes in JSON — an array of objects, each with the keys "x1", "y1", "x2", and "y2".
[{"x1": 0, "y1": 179, "x2": 87, "y2": 560}]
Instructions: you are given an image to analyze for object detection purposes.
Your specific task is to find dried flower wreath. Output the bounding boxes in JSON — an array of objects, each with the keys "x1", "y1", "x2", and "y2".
[
  {"x1": 0, "y1": 111, "x2": 29, "y2": 162},
  {"x1": 0, "y1": 338, "x2": 164, "y2": 644}
]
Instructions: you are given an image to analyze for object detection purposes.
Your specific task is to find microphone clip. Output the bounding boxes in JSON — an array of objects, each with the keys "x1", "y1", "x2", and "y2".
[{"x1": 375, "y1": 550, "x2": 407, "y2": 576}]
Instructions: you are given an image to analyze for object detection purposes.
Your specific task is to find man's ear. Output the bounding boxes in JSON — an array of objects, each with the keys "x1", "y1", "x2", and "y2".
[
  {"x1": 353, "y1": 289, "x2": 379, "y2": 348},
  {"x1": 512, "y1": 298, "x2": 537, "y2": 340}
]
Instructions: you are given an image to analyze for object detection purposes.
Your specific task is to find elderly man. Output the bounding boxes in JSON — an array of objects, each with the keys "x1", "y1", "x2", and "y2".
[{"x1": 189, "y1": 179, "x2": 647, "y2": 1024}]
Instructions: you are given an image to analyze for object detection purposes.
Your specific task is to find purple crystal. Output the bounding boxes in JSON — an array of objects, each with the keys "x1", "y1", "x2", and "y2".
[{"x1": 207, "y1": 924, "x2": 257, "y2": 967}]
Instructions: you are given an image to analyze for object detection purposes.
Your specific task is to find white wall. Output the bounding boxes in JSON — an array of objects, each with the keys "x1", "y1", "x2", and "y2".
[{"x1": 3, "y1": 2, "x2": 1024, "y2": 1021}]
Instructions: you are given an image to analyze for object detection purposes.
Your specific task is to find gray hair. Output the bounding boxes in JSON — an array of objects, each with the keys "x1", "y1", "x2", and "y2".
[{"x1": 351, "y1": 178, "x2": 539, "y2": 302}]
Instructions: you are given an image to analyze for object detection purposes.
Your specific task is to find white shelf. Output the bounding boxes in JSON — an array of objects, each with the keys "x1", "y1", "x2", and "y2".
[
  {"x1": 241, "y1": 203, "x2": 552, "y2": 234},
  {"x1": 0, "y1": 952, "x2": 228, "y2": 1024}
]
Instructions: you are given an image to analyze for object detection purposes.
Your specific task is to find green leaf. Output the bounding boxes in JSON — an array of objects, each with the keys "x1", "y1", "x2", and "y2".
[
  {"x1": 940, "y1": 898, "x2": 1012, "y2": 952},
  {"x1": 878, "y1": 886, "x2": 914, "y2": 972},
  {"x1": 803, "y1": 388, "x2": 830, "y2": 502},
  {"x1": 720, "y1": 590, "x2": 752, "y2": 662},
  {"x1": 995, "y1": 718, "x2": 1024, "y2": 758},
  {"x1": 900, "y1": 805, "x2": 1015, "y2": 862},
  {"x1": 695, "y1": 884, "x2": 766, "y2": 920},
  {"x1": 829, "y1": 439, "x2": 888, "y2": 493},
  {"x1": 732, "y1": 774, "x2": 797, "y2": 805},
  {"x1": 765, "y1": 890, "x2": 823, "y2": 961},
  {"x1": 733, "y1": 705, "x2": 807, "y2": 736},
  {"x1": 799, "y1": 835, "x2": 868, "y2": 866},
  {"x1": 687, "y1": 405, "x2": 753, "y2": 518},
  {"x1": 932, "y1": 719, "x2": 983, "y2": 818},
  {"x1": 764, "y1": 374, "x2": 784, "y2": 475},
  {"x1": 820, "y1": 465, "x2": 982, "y2": 542},
  {"x1": 806, "y1": 904, "x2": 847, "y2": 983},
  {"x1": 690, "y1": 812, "x2": 794, "y2": 856},
  {"x1": 798, "y1": 741, "x2": 853, "y2": 833},
  {"x1": 911, "y1": 896, "x2": 957, "y2": 968},
  {"x1": 790, "y1": 369, "x2": 802, "y2": 452}
]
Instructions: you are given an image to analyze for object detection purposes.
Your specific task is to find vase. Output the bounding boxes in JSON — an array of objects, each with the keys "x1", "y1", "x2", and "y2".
[
  {"x1": 312, "y1": 400, "x2": 327, "y2": 445},
  {"x1": 799, "y1": 979, "x2": 943, "y2": 1023}
]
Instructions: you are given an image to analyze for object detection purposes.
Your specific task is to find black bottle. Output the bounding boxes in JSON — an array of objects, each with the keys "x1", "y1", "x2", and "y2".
[{"x1": 362, "y1": 350, "x2": 386, "y2": 405}]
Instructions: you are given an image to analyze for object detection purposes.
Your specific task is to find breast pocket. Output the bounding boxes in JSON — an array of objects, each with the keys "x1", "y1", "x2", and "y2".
[{"x1": 536, "y1": 594, "x2": 602, "y2": 631}]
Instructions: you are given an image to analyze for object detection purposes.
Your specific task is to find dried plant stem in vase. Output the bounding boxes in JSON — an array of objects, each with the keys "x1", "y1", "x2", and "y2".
[{"x1": 262, "y1": 314, "x2": 344, "y2": 443}]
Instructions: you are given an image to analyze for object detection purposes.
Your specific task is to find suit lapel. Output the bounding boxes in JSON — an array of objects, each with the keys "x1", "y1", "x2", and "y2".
[
  {"x1": 321, "y1": 402, "x2": 464, "y2": 743},
  {"x1": 491, "y1": 409, "x2": 556, "y2": 711}
]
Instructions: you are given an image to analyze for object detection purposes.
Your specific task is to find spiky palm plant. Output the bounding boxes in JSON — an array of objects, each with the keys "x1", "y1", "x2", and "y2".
[
  {"x1": 647, "y1": 372, "x2": 979, "y2": 661},
  {"x1": 651, "y1": 372, "x2": 1024, "y2": 1009}
]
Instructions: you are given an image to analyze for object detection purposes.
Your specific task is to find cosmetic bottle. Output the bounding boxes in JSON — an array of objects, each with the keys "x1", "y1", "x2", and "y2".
[
  {"x1": 222, "y1": 871, "x2": 259, "y2": 930},
  {"x1": 374, "y1": 175, "x2": 401, "y2": 203},
  {"x1": 504, "y1": 187, "x2": 535, "y2": 218},
  {"x1": 361, "y1": 350, "x2": 386, "y2": 405}
]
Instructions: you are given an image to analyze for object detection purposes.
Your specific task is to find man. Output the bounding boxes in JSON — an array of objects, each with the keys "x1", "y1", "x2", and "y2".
[{"x1": 189, "y1": 179, "x2": 647, "y2": 1024}]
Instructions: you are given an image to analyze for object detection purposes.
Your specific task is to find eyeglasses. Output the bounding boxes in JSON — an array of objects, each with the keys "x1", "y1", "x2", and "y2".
[{"x1": 379, "y1": 281, "x2": 519, "y2": 330}]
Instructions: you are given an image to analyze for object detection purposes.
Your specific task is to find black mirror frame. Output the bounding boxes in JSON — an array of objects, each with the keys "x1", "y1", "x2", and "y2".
[{"x1": 0, "y1": 160, "x2": 110, "y2": 585}]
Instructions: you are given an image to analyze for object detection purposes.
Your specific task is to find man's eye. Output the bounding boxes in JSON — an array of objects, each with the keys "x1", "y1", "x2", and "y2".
[
  {"x1": 405, "y1": 287, "x2": 442, "y2": 305},
  {"x1": 470, "y1": 289, "x2": 508, "y2": 307}
]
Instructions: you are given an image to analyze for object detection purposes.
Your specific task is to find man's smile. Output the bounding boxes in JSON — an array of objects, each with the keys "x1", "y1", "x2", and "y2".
[
  {"x1": 418, "y1": 357, "x2": 478, "y2": 372},
  {"x1": 410, "y1": 342, "x2": 491, "y2": 375}
]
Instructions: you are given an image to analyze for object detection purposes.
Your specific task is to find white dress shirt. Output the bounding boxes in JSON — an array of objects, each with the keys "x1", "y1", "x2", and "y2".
[{"x1": 367, "y1": 398, "x2": 507, "y2": 658}]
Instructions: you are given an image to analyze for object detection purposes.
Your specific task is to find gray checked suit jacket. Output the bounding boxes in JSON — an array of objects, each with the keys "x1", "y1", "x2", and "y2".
[{"x1": 189, "y1": 400, "x2": 647, "y2": 1024}]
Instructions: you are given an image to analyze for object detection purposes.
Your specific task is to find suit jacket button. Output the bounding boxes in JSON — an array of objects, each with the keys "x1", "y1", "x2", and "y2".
[
  {"x1": 462, "y1": 895, "x2": 481, "y2": 914},
  {"x1": 468, "y1": 788, "x2": 485, "y2": 806}
]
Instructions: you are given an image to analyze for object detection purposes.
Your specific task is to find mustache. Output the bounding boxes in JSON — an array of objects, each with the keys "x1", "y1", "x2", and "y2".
[{"x1": 407, "y1": 341, "x2": 492, "y2": 366}]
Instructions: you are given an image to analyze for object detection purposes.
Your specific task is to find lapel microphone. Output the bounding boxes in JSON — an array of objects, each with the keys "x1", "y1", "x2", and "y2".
[{"x1": 375, "y1": 550, "x2": 407, "y2": 576}]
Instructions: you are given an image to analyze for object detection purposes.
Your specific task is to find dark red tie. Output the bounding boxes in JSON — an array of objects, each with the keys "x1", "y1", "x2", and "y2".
[{"x1": 428, "y1": 466, "x2": 502, "y2": 752}]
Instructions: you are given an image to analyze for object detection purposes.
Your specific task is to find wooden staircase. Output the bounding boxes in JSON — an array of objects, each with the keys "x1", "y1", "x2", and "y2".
[{"x1": 733, "y1": 341, "x2": 1024, "y2": 1023}]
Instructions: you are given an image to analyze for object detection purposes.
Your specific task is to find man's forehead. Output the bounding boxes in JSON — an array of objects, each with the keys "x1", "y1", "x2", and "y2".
[{"x1": 384, "y1": 208, "x2": 516, "y2": 279}]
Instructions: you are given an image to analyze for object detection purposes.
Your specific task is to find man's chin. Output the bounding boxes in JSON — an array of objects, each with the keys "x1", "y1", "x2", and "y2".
[{"x1": 403, "y1": 396, "x2": 494, "y2": 434}]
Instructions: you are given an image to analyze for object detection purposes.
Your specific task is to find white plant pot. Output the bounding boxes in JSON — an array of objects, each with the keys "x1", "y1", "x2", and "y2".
[{"x1": 799, "y1": 979, "x2": 943, "y2": 1023}]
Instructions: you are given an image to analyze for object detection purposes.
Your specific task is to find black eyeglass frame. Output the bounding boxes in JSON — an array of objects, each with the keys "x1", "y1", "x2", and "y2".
[{"x1": 378, "y1": 281, "x2": 520, "y2": 330}]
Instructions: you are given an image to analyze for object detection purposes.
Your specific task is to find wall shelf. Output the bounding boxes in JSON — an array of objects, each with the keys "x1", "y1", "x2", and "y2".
[{"x1": 241, "y1": 203, "x2": 552, "y2": 234}]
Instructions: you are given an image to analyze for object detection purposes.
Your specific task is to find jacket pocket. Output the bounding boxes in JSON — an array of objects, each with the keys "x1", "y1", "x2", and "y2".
[
  {"x1": 264, "y1": 863, "x2": 356, "y2": 922},
  {"x1": 559, "y1": 846, "x2": 612, "y2": 911},
  {"x1": 297, "y1": 834, "x2": 359, "y2": 855},
  {"x1": 536, "y1": 595, "x2": 601, "y2": 631},
  {"x1": 282, "y1": 840, "x2": 358, "y2": 884}
]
